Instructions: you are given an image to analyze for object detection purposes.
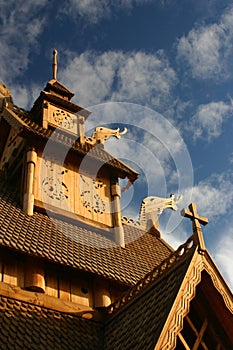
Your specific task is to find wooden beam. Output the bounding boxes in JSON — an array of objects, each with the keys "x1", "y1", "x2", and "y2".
[
  {"x1": 192, "y1": 319, "x2": 208, "y2": 350},
  {"x1": 0, "y1": 281, "x2": 97, "y2": 316},
  {"x1": 178, "y1": 333, "x2": 191, "y2": 350}
]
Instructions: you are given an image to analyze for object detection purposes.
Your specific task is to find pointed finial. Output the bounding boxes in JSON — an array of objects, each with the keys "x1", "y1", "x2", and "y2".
[{"x1": 53, "y1": 49, "x2": 58, "y2": 80}]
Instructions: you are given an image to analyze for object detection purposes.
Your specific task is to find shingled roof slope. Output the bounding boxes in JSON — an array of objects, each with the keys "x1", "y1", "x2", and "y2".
[
  {"x1": 45, "y1": 79, "x2": 75, "y2": 99},
  {"x1": 0, "y1": 296, "x2": 102, "y2": 350},
  {"x1": 2, "y1": 105, "x2": 139, "y2": 181},
  {"x1": 0, "y1": 180, "x2": 173, "y2": 286},
  {"x1": 104, "y1": 246, "x2": 195, "y2": 350}
]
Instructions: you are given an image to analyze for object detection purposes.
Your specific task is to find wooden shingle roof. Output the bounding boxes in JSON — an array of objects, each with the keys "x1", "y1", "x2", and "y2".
[
  {"x1": 0, "y1": 296, "x2": 102, "y2": 350},
  {"x1": 1, "y1": 185, "x2": 232, "y2": 350},
  {"x1": 104, "y1": 241, "x2": 233, "y2": 350},
  {"x1": 104, "y1": 247, "x2": 195, "y2": 350},
  {"x1": 0, "y1": 238, "x2": 195, "y2": 350},
  {"x1": 0, "y1": 180, "x2": 172, "y2": 286}
]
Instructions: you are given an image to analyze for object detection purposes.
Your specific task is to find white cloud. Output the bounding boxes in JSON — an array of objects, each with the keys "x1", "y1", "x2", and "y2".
[
  {"x1": 60, "y1": 51, "x2": 121, "y2": 107},
  {"x1": 229, "y1": 153, "x2": 233, "y2": 164},
  {"x1": 191, "y1": 101, "x2": 233, "y2": 140},
  {"x1": 177, "y1": 24, "x2": 224, "y2": 79},
  {"x1": 10, "y1": 84, "x2": 41, "y2": 110},
  {"x1": 67, "y1": 0, "x2": 111, "y2": 22},
  {"x1": 112, "y1": 51, "x2": 177, "y2": 109},
  {"x1": 177, "y1": 5, "x2": 233, "y2": 80},
  {"x1": 60, "y1": 50, "x2": 177, "y2": 110},
  {"x1": 215, "y1": 232, "x2": 233, "y2": 291},
  {"x1": 182, "y1": 173, "x2": 233, "y2": 219},
  {"x1": 0, "y1": 1, "x2": 47, "y2": 82}
]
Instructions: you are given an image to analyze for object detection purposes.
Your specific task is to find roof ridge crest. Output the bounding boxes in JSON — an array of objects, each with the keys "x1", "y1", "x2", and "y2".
[{"x1": 107, "y1": 235, "x2": 195, "y2": 315}]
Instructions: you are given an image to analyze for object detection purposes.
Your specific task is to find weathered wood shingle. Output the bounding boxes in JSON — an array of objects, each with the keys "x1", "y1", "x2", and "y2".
[{"x1": 0, "y1": 180, "x2": 172, "y2": 286}]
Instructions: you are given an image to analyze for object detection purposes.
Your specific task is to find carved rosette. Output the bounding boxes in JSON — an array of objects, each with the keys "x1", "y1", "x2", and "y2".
[{"x1": 52, "y1": 109, "x2": 75, "y2": 130}]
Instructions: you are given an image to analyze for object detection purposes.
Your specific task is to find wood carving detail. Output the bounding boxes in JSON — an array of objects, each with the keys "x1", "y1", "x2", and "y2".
[
  {"x1": 35, "y1": 155, "x2": 112, "y2": 226},
  {"x1": 79, "y1": 174, "x2": 106, "y2": 214},
  {"x1": 52, "y1": 109, "x2": 75, "y2": 130},
  {"x1": 0, "y1": 128, "x2": 23, "y2": 171},
  {"x1": 41, "y1": 159, "x2": 69, "y2": 201},
  {"x1": 158, "y1": 255, "x2": 203, "y2": 350},
  {"x1": 158, "y1": 253, "x2": 233, "y2": 349}
]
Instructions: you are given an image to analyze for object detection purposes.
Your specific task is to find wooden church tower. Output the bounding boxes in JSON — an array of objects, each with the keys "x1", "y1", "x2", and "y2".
[{"x1": 0, "y1": 51, "x2": 232, "y2": 349}]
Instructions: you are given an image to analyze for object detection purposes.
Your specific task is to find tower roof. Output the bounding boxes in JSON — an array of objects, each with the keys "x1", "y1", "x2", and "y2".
[
  {"x1": 44, "y1": 79, "x2": 75, "y2": 101},
  {"x1": 43, "y1": 49, "x2": 74, "y2": 101}
]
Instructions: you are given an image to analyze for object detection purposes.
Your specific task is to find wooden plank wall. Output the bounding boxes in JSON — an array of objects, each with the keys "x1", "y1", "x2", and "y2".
[{"x1": 0, "y1": 251, "x2": 120, "y2": 308}]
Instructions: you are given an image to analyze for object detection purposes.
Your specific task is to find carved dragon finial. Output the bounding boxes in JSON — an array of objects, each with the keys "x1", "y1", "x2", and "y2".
[
  {"x1": 139, "y1": 194, "x2": 183, "y2": 229},
  {"x1": 87, "y1": 126, "x2": 127, "y2": 144}
]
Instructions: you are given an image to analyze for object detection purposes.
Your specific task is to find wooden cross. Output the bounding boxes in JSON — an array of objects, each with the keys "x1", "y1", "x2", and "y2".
[{"x1": 181, "y1": 203, "x2": 208, "y2": 252}]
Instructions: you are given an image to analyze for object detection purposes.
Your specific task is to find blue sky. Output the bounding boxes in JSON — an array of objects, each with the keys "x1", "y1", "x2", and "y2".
[{"x1": 1, "y1": 0, "x2": 233, "y2": 289}]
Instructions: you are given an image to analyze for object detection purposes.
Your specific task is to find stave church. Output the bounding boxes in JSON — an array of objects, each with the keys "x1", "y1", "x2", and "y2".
[{"x1": 0, "y1": 51, "x2": 232, "y2": 349}]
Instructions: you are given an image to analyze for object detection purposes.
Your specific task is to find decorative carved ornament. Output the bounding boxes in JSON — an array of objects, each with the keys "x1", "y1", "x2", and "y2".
[
  {"x1": 52, "y1": 109, "x2": 75, "y2": 130},
  {"x1": 139, "y1": 194, "x2": 183, "y2": 226},
  {"x1": 156, "y1": 252, "x2": 233, "y2": 350},
  {"x1": 156, "y1": 253, "x2": 203, "y2": 350},
  {"x1": 121, "y1": 216, "x2": 142, "y2": 227},
  {"x1": 41, "y1": 159, "x2": 69, "y2": 202},
  {"x1": 0, "y1": 128, "x2": 23, "y2": 171},
  {"x1": 86, "y1": 126, "x2": 127, "y2": 145},
  {"x1": 45, "y1": 103, "x2": 78, "y2": 135},
  {"x1": 107, "y1": 234, "x2": 232, "y2": 350},
  {"x1": 79, "y1": 174, "x2": 106, "y2": 214},
  {"x1": 107, "y1": 236, "x2": 195, "y2": 315},
  {"x1": 121, "y1": 195, "x2": 182, "y2": 228}
]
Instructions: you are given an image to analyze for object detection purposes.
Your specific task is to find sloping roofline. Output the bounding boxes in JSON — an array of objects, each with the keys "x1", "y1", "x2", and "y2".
[{"x1": 1, "y1": 105, "x2": 139, "y2": 182}]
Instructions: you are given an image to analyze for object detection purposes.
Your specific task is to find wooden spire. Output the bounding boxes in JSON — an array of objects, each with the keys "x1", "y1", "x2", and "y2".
[
  {"x1": 181, "y1": 203, "x2": 208, "y2": 252},
  {"x1": 53, "y1": 49, "x2": 58, "y2": 80}
]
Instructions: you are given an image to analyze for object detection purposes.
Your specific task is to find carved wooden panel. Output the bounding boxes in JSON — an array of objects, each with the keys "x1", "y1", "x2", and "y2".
[
  {"x1": 0, "y1": 127, "x2": 23, "y2": 170},
  {"x1": 35, "y1": 156, "x2": 71, "y2": 212},
  {"x1": 45, "y1": 103, "x2": 78, "y2": 135},
  {"x1": 34, "y1": 155, "x2": 113, "y2": 226},
  {"x1": 77, "y1": 172, "x2": 112, "y2": 225}
]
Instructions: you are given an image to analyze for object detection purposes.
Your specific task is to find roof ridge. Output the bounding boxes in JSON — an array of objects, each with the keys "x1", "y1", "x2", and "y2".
[{"x1": 107, "y1": 235, "x2": 196, "y2": 315}]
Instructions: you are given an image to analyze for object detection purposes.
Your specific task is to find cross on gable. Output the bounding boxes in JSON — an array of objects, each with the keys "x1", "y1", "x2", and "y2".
[
  {"x1": 181, "y1": 203, "x2": 208, "y2": 252},
  {"x1": 181, "y1": 203, "x2": 208, "y2": 230}
]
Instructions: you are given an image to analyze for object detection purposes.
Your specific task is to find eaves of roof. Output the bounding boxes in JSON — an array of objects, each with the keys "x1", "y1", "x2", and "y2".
[
  {"x1": 45, "y1": 79, "x2": 75, "y2": 100},
  {"x1": 1, "y1": 106, "x2": 139, "y2": 181},
  {"x1": 36, "y1": 90, "x2": 91, "y2": 118},
  {"x1": 0, "y1": 295, "x2": 103, "y2": 350}
]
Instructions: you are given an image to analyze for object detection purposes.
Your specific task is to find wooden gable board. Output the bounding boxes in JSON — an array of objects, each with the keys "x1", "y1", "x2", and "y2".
[{"x1": 155, "y1": 249, "x2": 233, "y2": 350}]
